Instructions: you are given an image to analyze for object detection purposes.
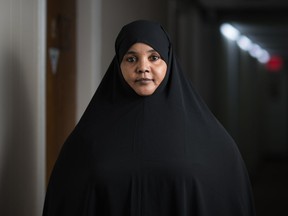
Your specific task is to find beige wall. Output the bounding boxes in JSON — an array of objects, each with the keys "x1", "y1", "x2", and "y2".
[
  {"x1": 0, "y1": 0, "x2": 46, "y2": 215},
  {"x1": 76, "y1": 0, "x2": 102, "y2": 120}
]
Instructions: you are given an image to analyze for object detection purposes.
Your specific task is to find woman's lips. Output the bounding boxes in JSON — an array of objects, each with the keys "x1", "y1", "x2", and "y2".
[{"x1": 135, "y1": 78, "x2": 153, "y2": 83}]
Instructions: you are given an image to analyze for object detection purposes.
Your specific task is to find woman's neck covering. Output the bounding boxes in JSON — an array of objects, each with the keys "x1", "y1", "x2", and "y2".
[{"x1": 43, "y1": 20, "x2": 256, "y2": 216}]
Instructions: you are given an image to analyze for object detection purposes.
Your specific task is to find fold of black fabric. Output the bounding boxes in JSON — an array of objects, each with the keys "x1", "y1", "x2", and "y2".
[{"x1": 43, "y1": 20, "x2": 256, "y2": 216}]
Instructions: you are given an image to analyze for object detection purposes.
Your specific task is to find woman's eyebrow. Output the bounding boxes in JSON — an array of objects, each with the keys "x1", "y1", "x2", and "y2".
[
  {"x1": 125, "y1": 50, "x2": 137, "y2": 55},
  {"x1": 125, "y1": 49, "x2": 157, "y2": 55},
  {"x1": 147, "y1": 49, "x2": 157, "y2": 53}
]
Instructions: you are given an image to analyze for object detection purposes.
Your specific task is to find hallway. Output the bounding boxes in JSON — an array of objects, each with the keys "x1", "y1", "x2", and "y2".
[{"x1": 252, "y1": 158, "x2": 288, "y2": 216}]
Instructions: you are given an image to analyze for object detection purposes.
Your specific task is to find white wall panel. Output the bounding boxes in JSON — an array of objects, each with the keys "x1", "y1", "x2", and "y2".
[{"x1": 0, "y1": 0, "x2": 46, "y2": 215}]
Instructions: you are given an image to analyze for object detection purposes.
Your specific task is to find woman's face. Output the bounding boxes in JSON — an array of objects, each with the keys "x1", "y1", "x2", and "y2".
[{"x1": 120, "y1": 43, "x2": 167, "y2": 96}]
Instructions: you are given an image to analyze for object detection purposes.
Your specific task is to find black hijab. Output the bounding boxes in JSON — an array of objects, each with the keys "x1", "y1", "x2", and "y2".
[{"x1": 43, "y1": 20, "x2": 256, "y2": 216}]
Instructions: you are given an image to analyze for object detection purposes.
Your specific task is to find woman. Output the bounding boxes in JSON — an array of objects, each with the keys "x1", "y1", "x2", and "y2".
[{"x1": 43, "y1": 20, "x2": 256, "y2": 216}]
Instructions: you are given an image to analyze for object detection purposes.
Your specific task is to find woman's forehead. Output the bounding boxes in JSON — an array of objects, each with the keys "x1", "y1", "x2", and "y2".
[{"x1": 125, "y1": 43, "x2": 158, "y2": 54}]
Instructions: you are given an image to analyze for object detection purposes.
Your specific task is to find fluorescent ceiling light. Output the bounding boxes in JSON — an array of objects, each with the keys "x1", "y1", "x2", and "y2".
[
  {"x1": 220, "y1": 22, "x2": 272, "y2": 64},
  {"x1": 237, "y1": 36, "x2": 252, "y2": 51},
  {"x1": 220, "y1": 23, "x2": 240, "y2": 41},
  {"x1": 258, "y1": 50, "x2": 270, "y2": 63},
  {"x1": 249, "y1": 44, "x2": 262, "y2": 58}
]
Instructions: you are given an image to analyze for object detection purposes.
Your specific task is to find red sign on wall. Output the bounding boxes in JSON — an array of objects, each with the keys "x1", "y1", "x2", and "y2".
[{"x1": 266, "y1": 55, "x2": 283, "y2": 72}]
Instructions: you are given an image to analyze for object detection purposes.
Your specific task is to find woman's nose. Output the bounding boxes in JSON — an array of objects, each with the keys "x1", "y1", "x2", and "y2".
[{"x1": 136, "y1": 58, "x2": 150, "y2": 73}]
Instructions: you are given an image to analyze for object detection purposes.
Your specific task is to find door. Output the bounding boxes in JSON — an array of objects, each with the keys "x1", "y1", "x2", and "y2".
[{"x1": 46, "y1": 0, "x2": 76, "y2": 184}]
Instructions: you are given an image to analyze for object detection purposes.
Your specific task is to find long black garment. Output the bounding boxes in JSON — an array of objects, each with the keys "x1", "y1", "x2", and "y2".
[{"x1": 43, "y1": 20, "x2": 256, "y2": 216}]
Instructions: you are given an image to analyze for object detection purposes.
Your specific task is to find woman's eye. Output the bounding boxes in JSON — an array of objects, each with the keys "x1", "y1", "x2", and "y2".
[
  {"x1": 150, "y1": 55, "x2": 160, "y2": 61},
  {"x1": 126, "y1": 56, "x2": 137, "y2": 62}
]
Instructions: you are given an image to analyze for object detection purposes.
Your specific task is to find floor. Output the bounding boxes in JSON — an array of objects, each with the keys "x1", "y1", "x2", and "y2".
[{"x1": 251, "y1": 158, "x2": 288, "y2": 216}]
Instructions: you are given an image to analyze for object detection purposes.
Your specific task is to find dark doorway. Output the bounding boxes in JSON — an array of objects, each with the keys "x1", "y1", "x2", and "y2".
[{"x1": 46, "y1": 0, "x2": 77, "y2": 184}]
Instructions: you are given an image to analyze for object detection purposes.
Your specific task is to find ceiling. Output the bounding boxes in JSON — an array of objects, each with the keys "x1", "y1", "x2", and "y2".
[{"x1": 197, "y1": 0, "x2": 288, "y2": 60}]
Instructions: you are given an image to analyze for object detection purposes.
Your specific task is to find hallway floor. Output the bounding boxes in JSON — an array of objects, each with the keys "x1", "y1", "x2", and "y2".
[{"x1": 252, "y1": 158, "x2": 288, "y2": 216}]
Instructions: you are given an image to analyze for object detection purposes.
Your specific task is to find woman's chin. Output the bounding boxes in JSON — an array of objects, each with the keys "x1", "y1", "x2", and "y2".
[{"x1": 134, "y1": 87, "x2": 156, "y2": 96}]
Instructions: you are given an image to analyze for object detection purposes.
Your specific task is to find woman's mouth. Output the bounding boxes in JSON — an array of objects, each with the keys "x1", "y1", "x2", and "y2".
[{"x1": 135, "y1": 78, "x2": 153, "y2": 83}]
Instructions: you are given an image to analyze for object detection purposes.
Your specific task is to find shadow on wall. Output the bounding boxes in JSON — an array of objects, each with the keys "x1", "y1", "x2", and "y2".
[{"x1": 0, "y1": 48, "x2": 37, "y2": 216}]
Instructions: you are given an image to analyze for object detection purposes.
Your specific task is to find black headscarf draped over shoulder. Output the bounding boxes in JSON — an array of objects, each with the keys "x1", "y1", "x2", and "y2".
[{"x1": 43, "y1": 20, "x2": 256, "y2": 216}]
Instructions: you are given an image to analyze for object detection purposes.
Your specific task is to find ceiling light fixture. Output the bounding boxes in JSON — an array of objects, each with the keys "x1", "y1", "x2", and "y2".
[
  {"x1": 220, "y1": 23, "x2": 240, "y2": 41},
  {"x1": 220, "y1": 23, "x2": 271, "y2": 64}
]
